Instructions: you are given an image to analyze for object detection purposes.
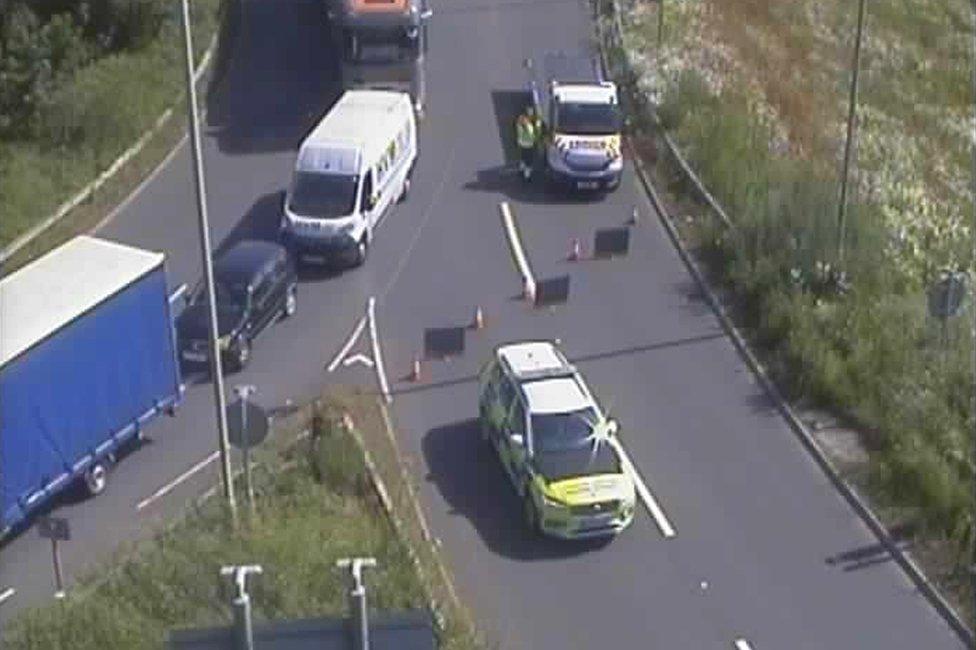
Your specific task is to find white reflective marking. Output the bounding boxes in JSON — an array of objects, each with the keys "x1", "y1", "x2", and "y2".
[
  {"x1": 734, "y1": 639, "x2": 754, "y2": 650},
  {"x1": 343, "y1": 353, "x2": 375, "y2": 368},
  {"x1": 0, "y1": 588, "x2": 15, "y2": 605},
  {"x1": 368, "y1": 297, "x2": 392, "y2": 404},
  {"x1": 609, "y1": 438, "x2": 676, "y2": 538},
  {"x1": 499, "y1": 202, "x2": 536, "y2": 298},
  {"x1": 327, "y1": 315, "x2": 368, "y2": 373},
  {"x1": 136, "y1": 451, "x2": 220, "y2": 511}
]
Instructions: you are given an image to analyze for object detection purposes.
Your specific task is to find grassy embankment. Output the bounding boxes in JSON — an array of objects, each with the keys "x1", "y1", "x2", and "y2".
[
  {"x1": 1, "y1": 389, "x2": 483, "y2": 650},
  {"x1": 605, "y1": 0, "x2": 973, "y2": 620},
  {"x1": 0, "y1": 0, "x2": 223, "y2": 275}
]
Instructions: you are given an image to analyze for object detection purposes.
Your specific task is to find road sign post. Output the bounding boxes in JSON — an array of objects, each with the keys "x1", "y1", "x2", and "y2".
[
  {"x1": 228, "y1": 386, "x2": 269, "y2": 521},
  {"x1": 38, "y1": 516, "x2": 70, "y2": 599}
]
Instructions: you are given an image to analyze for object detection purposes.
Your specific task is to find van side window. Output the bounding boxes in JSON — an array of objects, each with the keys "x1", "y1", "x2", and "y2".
[{"x1": 360, "y1": 171, "x2": 374, "y2": 208}]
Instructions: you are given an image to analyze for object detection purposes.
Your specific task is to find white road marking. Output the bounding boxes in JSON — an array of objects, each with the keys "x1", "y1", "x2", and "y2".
[
  {"x1": 327, "y1": 314, "x2": 368, "y2": 373},
  {"x1": 499, "y1": 202, "x2": 536, "y2": 298},
  {"x1": 343, "y1": 353, "x2": 375, "y2": 368},
  {"x1": 609, "y1": 438, "x2": 676, "y2": 538},
  {"x1": 734, "y1": 639, "x2": 754, "y2": 650},
  {"x1": 0, "y1": 587, "x2": 15, "y2": 605},
  {"x1": 136, "y1": 450, "x2": 220, "y2": 511},
  {"x1": 368, "y1": 297, "x2": 392, "y2": 404}
]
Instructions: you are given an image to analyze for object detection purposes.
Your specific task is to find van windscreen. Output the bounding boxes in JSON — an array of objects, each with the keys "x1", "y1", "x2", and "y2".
[{"x1": 288, "y1": 172, "x2": 359, "y2": 219}]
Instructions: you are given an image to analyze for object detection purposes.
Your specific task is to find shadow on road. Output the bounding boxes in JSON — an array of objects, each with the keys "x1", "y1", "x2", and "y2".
[
  {"x1": 422, "y1": 418, "x2": 612, "y2": 561},
  {"x1": 825, "y1": 522, "x2": 916, "y2": 572},
  {"x1": 205, "y1": 0, "x2": 342, "y2": 155}
]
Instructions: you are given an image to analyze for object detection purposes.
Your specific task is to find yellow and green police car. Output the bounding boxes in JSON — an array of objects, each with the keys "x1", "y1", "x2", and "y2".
[{"x1": 477, "y1": 340, "x2": 636, "y2": 539}]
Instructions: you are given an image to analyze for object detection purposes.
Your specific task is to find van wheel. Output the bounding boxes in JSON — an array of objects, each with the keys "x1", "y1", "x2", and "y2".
[
  {"x1": 352, "y1": 236, "x2": 368, "y2": 267},
  {"x1": 398, "y1": 177, "x2": 411, "y2": 203},
  {"x1": 84, "y1": 462, "x2": 109, "y2": 497}
]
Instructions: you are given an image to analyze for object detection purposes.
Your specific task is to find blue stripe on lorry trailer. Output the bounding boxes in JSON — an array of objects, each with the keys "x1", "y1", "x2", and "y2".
[{"x1": 0, "y1": 236, "x2": 183, "y2": 538}]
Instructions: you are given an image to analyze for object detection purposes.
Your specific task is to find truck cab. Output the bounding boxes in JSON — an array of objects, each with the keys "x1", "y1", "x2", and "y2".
[
  {"x1": 527, "y1": 52, "x2": 624, "y2": 192},
  {"x1": 327, "y1": 0, "x2": 431, "y2": 111}
]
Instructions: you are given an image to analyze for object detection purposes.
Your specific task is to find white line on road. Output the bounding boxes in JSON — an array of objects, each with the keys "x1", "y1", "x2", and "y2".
[
  {"x1": 327, "y1": 314, "x2": 368, "y2": 373},
  {"x1": 609, "y1": 438, "x2": 677, "y2": 538},
  {"x1": 343, "y1": 353, "x2": 375, "y2": 368},
  {"x1": 734, "y1": 639, "x2": 754, "y2": 650},
  {"x1": 136, "y1": 450, "x2": 220, "y2": 511},
  {"x1": 368, "y1": 297, "x2": 392, "y2": 404},
  {"x1": 499, "y1": 202, "x2": 536, "y2": 298},
  {"x1": 0, "y1": 587, "x2": 15, "y2": 605}
]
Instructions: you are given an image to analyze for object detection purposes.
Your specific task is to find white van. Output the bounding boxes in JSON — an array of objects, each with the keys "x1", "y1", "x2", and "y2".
[{"x1": 280, "y1": 89, "x2": 417, "y2": 267}]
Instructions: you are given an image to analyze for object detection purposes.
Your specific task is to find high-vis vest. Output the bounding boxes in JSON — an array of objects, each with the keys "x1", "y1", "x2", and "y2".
[{"x1": 516, "y1": 116, "x2": 536, "y2": 149}]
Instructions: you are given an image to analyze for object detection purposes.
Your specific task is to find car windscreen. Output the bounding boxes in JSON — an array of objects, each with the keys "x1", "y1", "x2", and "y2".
[
  {"x1": 554, "y1": 102, "x2": 622, "y2": 136},
  {"x1": 531, "y1": 407, "x2": 599, "y2": 453},
  {"x1": 190, "y1": 280, "x2": 246, "y2": 307},
  {"x1": 287, "y1": 172, "x2": 359, "y2": 219}
]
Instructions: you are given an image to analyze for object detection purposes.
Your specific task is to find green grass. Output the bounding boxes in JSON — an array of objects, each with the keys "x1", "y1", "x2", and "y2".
[
  {"x1": 1, "y1": 393, "x2": 479, "y2": 650},
  {"x1": 0, "y1": 0, "x2": 221, "y2": 252},
  {"x1": 608, "y1": 0, "x2": 974, "y2": 618}
]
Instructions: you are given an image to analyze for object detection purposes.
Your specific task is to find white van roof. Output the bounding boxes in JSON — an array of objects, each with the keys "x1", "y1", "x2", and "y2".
[
  {"x1": 297, "y1": 90, "x2": 412, "y2": 175},
  {"x1": 0, "y1": 235, "x2": 164, "y2": 368}
]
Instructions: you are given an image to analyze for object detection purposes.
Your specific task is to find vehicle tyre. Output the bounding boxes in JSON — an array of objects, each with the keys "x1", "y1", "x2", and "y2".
[
  {"x1": 523, "y1": 490, "x2": 540, "y2": 536},
  {"x1": 397, "y1": 176, "x2": 411, "y2": 203},
  {"x1": 478, "y1": 404, "x2": 490, "y2": 443},
  {"x1": 84, "y1": 461, "x2": 109, "y2": 497},
  {"x1": 352, "y1": 236, "x2": 368, "y2": 267},
  {"x1": 282, "y1": 285, "x2": 297, "y2": 319},
  {"x1": 232, "y1": 338, "x2": 251, "y2": 371}
]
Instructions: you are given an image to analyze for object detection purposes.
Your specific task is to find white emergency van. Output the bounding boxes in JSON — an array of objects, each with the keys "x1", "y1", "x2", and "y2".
[{"x1": 280, "y1": 89, "x2": 417, "y2": 267}]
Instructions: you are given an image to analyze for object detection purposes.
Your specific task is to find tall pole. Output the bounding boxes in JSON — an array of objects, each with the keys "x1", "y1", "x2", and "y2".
[
  {"x1": 180, "y1": 0, "x2": 237, "y2": 526},
  {"x1": 969, "y1": 0, "x2": 976, "y2": 631},
  {"x1": 234, "y1": 384, "x2": 257, "y2": 517},
  {"x1": 836, "y1": 0, "x2": 867, "y2": 264}
]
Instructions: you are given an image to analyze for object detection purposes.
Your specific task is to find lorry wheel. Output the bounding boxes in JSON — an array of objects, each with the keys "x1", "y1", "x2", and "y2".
[{"x1": 84, "y1": 462, "x2": 109, "y2": 497}]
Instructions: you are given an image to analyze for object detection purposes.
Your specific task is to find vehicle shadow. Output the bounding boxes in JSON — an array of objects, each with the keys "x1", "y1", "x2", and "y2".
[
  {"x1": 205, "y1": 0, "x2": 342, "y2": 155},
  {"x1": 422, "y1": 418, "x2": 612, "y2": 561},
  {"x1": 214, "y1": 190, "x2": 287, "y2": 256}
]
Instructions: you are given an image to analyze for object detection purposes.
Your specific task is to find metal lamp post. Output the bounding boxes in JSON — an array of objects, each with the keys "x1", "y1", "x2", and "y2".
[
  {"x1": 179, "y1": 0, "x2": 237, "y2": 526},
  {"x1": 836, "y1": 0, "x2": 867, "y2": 264}
]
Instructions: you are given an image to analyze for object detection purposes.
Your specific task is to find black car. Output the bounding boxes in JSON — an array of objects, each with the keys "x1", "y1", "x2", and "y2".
[{"x1": 177, "y1": 240, "x2": 297, "y2": 371}]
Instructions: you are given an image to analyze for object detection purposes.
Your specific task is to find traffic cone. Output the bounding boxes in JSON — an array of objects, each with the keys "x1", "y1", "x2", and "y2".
[
  {"x1": 567, "y1": 237, "x2": 582, "y2": 262},
  {"x1": 408, "y1": 355, "x2": 422, "y2": 382},
  {"x1": 471, "y1": 306, "x2": 485, "y2": 330}
]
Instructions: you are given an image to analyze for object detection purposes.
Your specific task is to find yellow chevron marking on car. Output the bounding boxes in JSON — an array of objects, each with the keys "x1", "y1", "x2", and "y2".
[{"x1": 545, "y1": 474, "x2": 625, "y2": 505}]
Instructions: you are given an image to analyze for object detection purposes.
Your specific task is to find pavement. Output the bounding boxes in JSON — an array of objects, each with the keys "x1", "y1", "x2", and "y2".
[{"x1": 0, "y1": 0, "x2": 968, "y2": 647}]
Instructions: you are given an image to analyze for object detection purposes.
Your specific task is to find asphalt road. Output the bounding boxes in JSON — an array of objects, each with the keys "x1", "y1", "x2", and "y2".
[{"x1": 0, "y1": 0, "x2": 968, "y2": 647}]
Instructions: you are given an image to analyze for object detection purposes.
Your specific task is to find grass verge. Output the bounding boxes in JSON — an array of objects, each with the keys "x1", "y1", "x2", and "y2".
[
  {"x1": 0, "y1": 0, "x2": 223, "y2": 276},
  {"x1": 0, "y1": 388, "x2": 483, "y2": 650},
  {"x1": 599, "y1": 0, "x2": 974, "y2": 628}
]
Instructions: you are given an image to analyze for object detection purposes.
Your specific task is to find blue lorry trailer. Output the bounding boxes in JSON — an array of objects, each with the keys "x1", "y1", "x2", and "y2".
[{"x1": 0, "y1": 235, "x2": 183, "y2": 538}]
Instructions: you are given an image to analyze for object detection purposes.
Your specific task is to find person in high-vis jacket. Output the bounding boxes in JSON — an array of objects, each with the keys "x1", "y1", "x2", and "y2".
[{"x1": 515, "y1": 106, "x2": 539, "y2": 181}]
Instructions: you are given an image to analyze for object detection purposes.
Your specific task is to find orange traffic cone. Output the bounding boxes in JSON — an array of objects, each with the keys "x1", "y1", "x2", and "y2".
[
  {"x1": 471, "y1": 306, "x2": 485, "y2": 330},
  {"x1": 568, "y1": 237, "x2": 582, "y2": 262}
]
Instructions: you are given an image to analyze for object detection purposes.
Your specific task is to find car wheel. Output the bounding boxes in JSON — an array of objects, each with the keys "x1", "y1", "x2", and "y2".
[
  {"x1": 398, "y1": 176, "x2": 411, "y2": 203},
  {"x1": 478, "y1": 404, "x2": 490, "y2": 443},
  {"x1": 282, "y1": 285, "x2": 297, "y2": 319},
  {"x1": 232, "y1": 338, "x2": 251, "y2": 371},
  {"x1": 84, "y1": 461, "x2": 109, "y2": 497},
  {"x1": 523, "y1": 490, "x2": 540, "y2": 535}
]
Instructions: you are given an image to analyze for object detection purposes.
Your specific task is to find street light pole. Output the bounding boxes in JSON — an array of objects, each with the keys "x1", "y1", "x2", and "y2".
[
  {"x1": 969, "y1": 0, "x2": 976, "y2": 630},
  {"x1": 836, "y1": 0, "x2": 867, "y2": 264},
  {"x1": 179, "y1": 0, "x2": 237, "y2": 526}
]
